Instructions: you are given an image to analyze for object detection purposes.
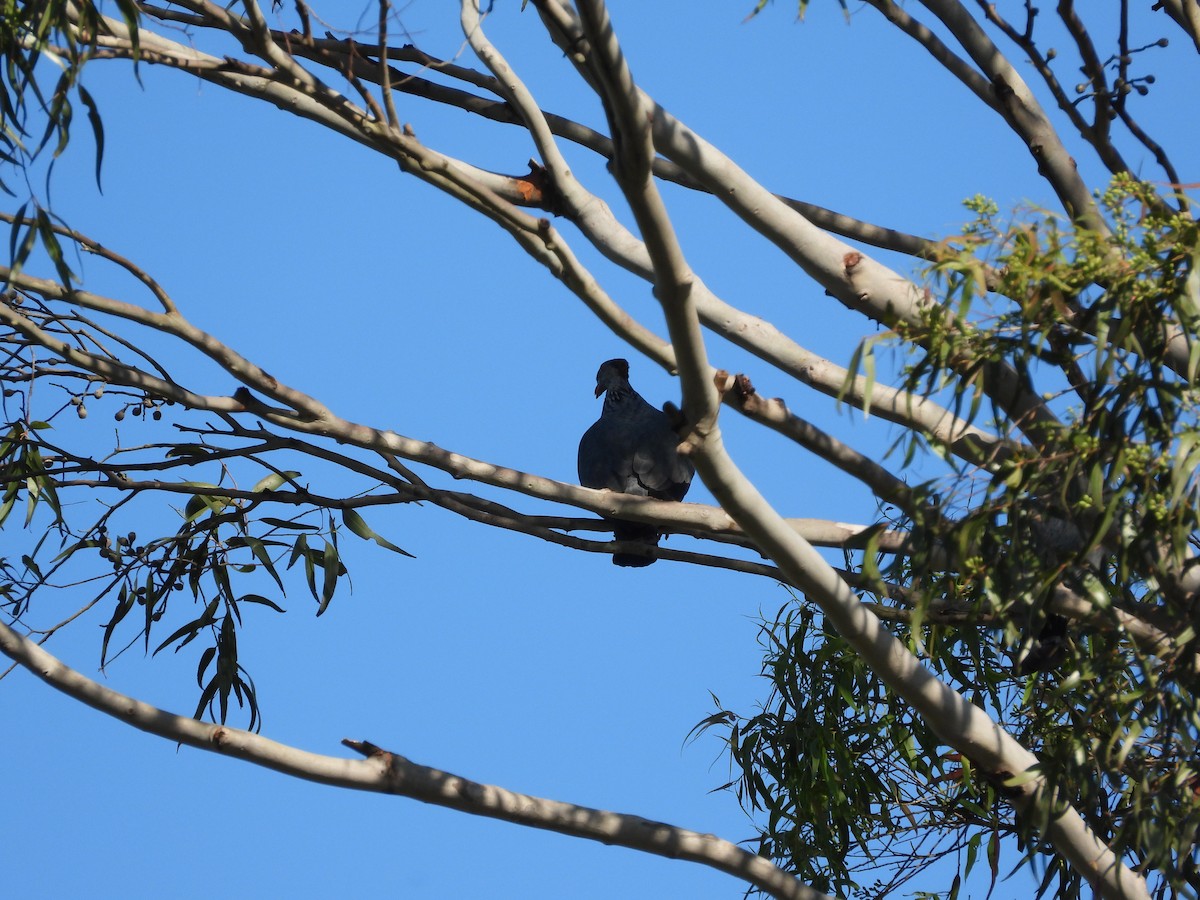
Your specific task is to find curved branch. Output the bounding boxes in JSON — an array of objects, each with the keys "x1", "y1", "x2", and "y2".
[
  {"x1": 914, "y1": 0, "x2": 1107, "y2": 233},
  {"x1": 5, "y1": 282, "x2": 926, "y2": 553},
  {"x1": 142, "y1": 7, "x2": 940, "y2": 260},
  {"x1": 570, "y1": 2, "x2": 1147, "y2": 897},
  {"x1": 407, "y1": 7, "x2": 1000, "y2": 469},
  {"x1": 534, "y1": 0, "x2": 1061, "y2": 451},
  {"x1": 863, "y1": 0, "x2": 999, "y2": 112},
  {"x1": 83, "y1": 8, "x2": 1009, "y2": 469},
  {"x1": 1156, "y1": 0, "x2": 1200, "y2": 54},
  {"x1": 0, "y1": 620, "x2": 829, "y2": 900}
]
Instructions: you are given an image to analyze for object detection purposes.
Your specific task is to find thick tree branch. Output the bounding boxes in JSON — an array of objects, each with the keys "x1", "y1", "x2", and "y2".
[
  {"x1": 140, "y1": 5, "x2": 941, "y2": 261},
  {"x1": 0, "y1": 620, "x2": 829, "y2": 900},
  {"x1": 1155, "y1": 0, "x2": 1200, "y2": 53},
  {"x1": 3, "y1": 5, "x2": 1190, "y2": 894},
  {"x1": 534, "y1": 0, "x2": 1063, "y2": 452},
  {"x1": 863, "y1": 0, "x2": 999, "y2": 111},
  {"x1": 915, "y1": 0, "x2": 1107, "y2": 233},
  {"x1": 571, "y1": 2, "x2": 1148, "y2": 896},
  {"x1": 456, "y1": 1, "x2": 1001, "y2": 470},
  {"x1": 504, "y1": 8, "x2": 1005, "y2": 465},
  {"x1": 84, "y1": 9, "x2": 1011, "y2": 469},
  {"x1": 83, "y1": 17, "x2": 673, "y2": 378}
]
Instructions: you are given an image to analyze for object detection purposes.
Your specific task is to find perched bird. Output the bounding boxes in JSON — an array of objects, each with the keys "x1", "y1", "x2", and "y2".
[
  {"x1": 1014, "y1": 613, "x2": 1070, "y2": 675},
  {"x1": 577, "y1": 358, "x2": 694, "y2": 566}
]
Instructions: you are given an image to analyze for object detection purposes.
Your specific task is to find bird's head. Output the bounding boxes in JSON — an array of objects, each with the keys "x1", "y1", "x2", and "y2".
[{"x1": 594, "y1": 358, "x2": 631, "y2": 398}]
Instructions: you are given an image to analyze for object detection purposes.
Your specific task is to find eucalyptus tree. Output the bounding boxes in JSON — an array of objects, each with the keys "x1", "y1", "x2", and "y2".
[{"x1": 1, "y1": 2, "x2": 1197, "y2": 899}]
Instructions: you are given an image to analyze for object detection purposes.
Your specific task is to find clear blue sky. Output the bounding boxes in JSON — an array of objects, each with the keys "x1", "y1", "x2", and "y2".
[{"x1": 2, "y1": 2, "x2": 1195, "y2": 898}]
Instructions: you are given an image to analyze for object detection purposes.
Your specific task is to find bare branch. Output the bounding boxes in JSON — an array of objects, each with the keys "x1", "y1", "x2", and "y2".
[
  {"x1": 3, "y1": 5, "x2": 1191, "y2": 895},
  {"x1": 142, "y1": 7, "x2": 941, "y2": 260},
  {"x1": 915, "y1": 0, "x2": 1107, "y2": 233},
  {"x1": 89, "y1": 6, "x2": 1008, "y2": 469},
  {"x1": 0, "y1": 620, "x2": 830, "y2": 900},
  {"x1": 1155, "y1": 0, "x2": 1200, "y2": 53},
  {"x1": 534, "y1": 0, "x2": 1061, "y2": 451},
  {"x1": 972, "y1": 2, "x2": 1137, "y2": 181},
  {"x1": 863, "y1": 0, "x2": 999, "y2": 111},
  {"x1": 567, "y1": 4, "x2": 1148, "y2": 896}
]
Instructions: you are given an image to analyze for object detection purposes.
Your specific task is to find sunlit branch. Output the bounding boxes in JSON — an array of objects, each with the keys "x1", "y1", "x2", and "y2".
[
  {"x1": 535, "y1": 0, "x2": 932, "y2": 326},
  {"x1": 914, "y1": 0, "x2": 1106, "y2": 234},
  {"x1": 568, "y1": 3, "x2": 1150, "y2": 895},
  {"x1": 862, "y1": 0, "x2": 999, "y2": 111},
  {"x1": 717, "y1": 371, "x2": 929, "y2": 518},
  {"x1": 93, "y1": 7, "x2": 1011, "y2": 471},
  {"x1": 534, "y1": 0, "x2": 1063, "y2": 452},
  {"x1": 137, "y1": 5, "x2": 941, "y2": 260},
  {"x1": 1156, "y1": 0, "x2": 1200, "y2": 53},
  {"x1": 4, "y1": 300, "x2": 923, "y2": 560},
  {"x1": 408, "y1": 8, "x2": 1000, "y2": 472},
  {"x1": 978, "y1": 3, "x2": 1130, "y2": 176},
  {"x1": 79, "y1": 31, "x2": 977, "y2": 521},
  {"x1": 465, "y1": 5, "x2": 1004, "y2": 464},
  {"x1": 82, "y1": 20, "x2": 667, "y2": 366},
  {"x1": 0, "y1": 620, "x2": 830, "y2": 900}
]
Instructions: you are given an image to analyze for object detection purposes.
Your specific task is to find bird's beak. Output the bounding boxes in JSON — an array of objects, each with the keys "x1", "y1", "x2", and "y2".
[{"x1": 594, "y1": 384, "x2": 604, "y2": 398}]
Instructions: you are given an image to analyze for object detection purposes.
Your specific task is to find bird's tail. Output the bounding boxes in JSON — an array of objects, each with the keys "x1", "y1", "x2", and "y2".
[{"x1": 612, "y1": 521, "x2": 660, "y2": 567}]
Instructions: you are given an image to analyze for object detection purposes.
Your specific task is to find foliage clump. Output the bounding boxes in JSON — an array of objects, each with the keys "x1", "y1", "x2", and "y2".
[{"x1": 709, "y1": 178, "x2": 1200, "y2": 899}]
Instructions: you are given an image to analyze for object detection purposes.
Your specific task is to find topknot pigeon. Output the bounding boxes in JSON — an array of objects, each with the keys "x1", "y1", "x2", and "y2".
[{"x1": 577, "y1": 359, "x2": 694, "y2": 566}]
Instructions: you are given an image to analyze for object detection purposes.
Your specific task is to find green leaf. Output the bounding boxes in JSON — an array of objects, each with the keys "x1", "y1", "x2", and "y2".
[
  {"x1": 196, "y1": 645, "x2": 216, "y2": 688},
  {"x1": 262, "y1": 517, "x2": 318, "y2": 531},
  {"x1": 0, "y1": 491, "x2": 17, "y2": 528},
  {"x1": 101, "y1": 584, "x2": 136, "y2": 666},
  {"x1": 211, "y1": 562, "x2": 233, "y2": 603},
  {"x1": 289, "y1": 533, "x2": 318, "y2": 601},
  {"x1": 20, "y1": 553, "x2": 42, "y2": 580},
  {"x1": 986, "y1": 831, "x2": 1000, "y2": 899},
  {"x1": 241, "y1": 534, "x2": 284, "y2": 592},
  {"x1": 238, "y1": 593, "x2": 285, "y2": 613},
  {"x1": 193, "y1": 676, "x2": 219, "y2": 723},
  {"x1": 154, "y1": 596, "x2": 219, "y2": 654},
  {"x1": 963, "y1": 831, "x2": 981, "y2": 878},
  {"x1": 165, "y1": 444, "x2": 215, "y2": 459},
  {"x1": 182, "y1": 485, "x2": 228, "y2": 523},
  {"x1": 24, "y1": 476, "x2": 39, "y2": 527},
  {"x1": 111, "y1": 0, "x2": 142, "y2": 61},
  {"x1": 1002, "y1": 766, "x2": 1042, "y2": 788},
  {"x1": 251, "y1": 470, "x2": 301, "y2": 493},
  {"x1": 7, "y1": 201, "x2": 33, "y2": 277},
  {"x1": 341, "y1": 508, "x2": 413, "y2": 557},
  {"x1": 35, "y1": 206, "x2": 76, "y2": 288},
  {"x1": 183, "y1": 496, "x2": 207, "y2": 522},
  {"x1": 1115, "y1": 720, "x2": 1145, "y2": 769},
  {"x1": 317, "y1": 539, "x2": 338, "y2": 616},
  {"x1": 76, "y1": 82, "x2": 104, "y2": 191}
]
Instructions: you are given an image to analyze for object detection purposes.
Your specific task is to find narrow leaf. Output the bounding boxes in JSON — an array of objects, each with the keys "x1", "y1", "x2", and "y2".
[
  {"x1": 341, "y1": 507, "x2": 413, "y2": 557},
  {"x1": 76, "y1": 83, "x2": 104, "y2": 191}
]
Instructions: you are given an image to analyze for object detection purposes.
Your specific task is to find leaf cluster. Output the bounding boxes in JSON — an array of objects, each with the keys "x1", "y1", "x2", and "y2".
[
  {"x1": 709, "y1": 178, "x2": 1200, "y2": 899},
  {"x1": 0, "y1": 404, "x2": 411, "y2": 732},
  {"x1": 895, "y1": 179, "x2": 1199, "y2": 896},
  {"x1": 0, "y1": 0, "x2": 139, "y2": 195},
  {"x1": 699, "y1": 599, "x2": 1015, "y2": 899}
]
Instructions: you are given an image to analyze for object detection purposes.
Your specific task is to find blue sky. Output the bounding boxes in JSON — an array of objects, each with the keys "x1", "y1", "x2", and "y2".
[{"x1": 2, "y1": 2, "x2": 1196, "y2": 898}]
